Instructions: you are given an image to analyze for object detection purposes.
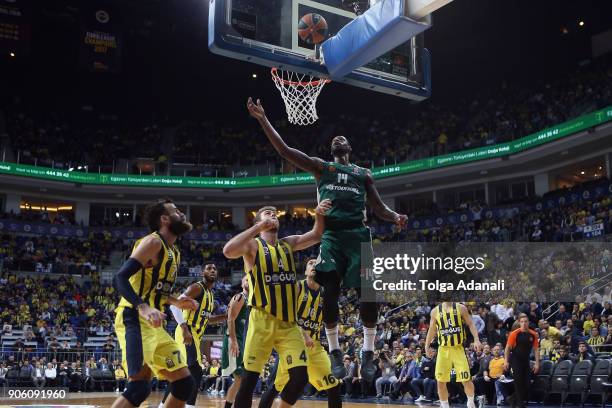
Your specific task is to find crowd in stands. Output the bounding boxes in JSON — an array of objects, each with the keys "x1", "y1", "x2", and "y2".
[
  {"x1": 1, "y1": 56, "x2": 610, "y2": 174},
  {"x1": 0, "y1": 233, "x2": 122, "y2": 274},
  {"x1": 0, "y1": 176, "x2": 610, "y2": 282},
  {"x1": 0, "y1": 210, "x2": 76, "y2": 226}
]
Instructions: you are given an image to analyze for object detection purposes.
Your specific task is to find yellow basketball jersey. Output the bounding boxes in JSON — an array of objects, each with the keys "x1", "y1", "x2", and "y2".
[
  {"x1": 436, "y1": 302, "x2": 465, "y2": 347},
  {"x1": 117, "y1": 232, "x2": 180, "y2": 310},
  {"x1": 247, "y1": 237, "x2": 298, "y2": 322},
  {"x1": 296, "y1": 279, "x2": 324, "y2": 341},
  {"x1": 184, "y1": 282, "x2": 215, "y2": 336}
]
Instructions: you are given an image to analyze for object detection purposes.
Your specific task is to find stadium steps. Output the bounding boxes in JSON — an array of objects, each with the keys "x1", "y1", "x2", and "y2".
[
  {"x1": 100, "y1": 267, "x2": 115, "y2": 284},
  {"x1": 109, "y1": 250, "x2": 126, "y2": 268},
  {"x1": 98, "y1": 250, "x2": 126, "y2": 283}
]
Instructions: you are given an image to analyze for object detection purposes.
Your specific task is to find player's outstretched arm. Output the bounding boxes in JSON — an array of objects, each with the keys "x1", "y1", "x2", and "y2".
[
  {"x1": 227, "y1": 293, "x2": 245, "y2": 357},
  {"x1": 425, "y1": 309, "x2": 438, "y2": 355},
  {"x1": 169, "y1": 283, "x2": 203, "y2": 345},
  {"x1": 364, "y1": 170, "x2": 408, "y2": 227},
  {"x1": 208, "y1": 313, "x2": 228, "y2": 324},
  {"x1": 503, "y1": 332, "x2": 514, "y2": 371},
  {"x1": 113, "y1": 234, "x2": 161, "y2": 306},
  {"x1": 168, "y1": 283, "x2": 200, "y2": 311},
  {"x1": 113, "y1": 235, "x2": 166, "y2": 326},
  {"x1": 247, "y1": 97, "x2": 325, "y2": 176},
  {"x1": 281, "y1": 199, "x2": 330, "y2": 251},
  {"x1": 460, "y1": 304, "x2": 481, "y2": 351},
  {"x1": 223, "y1": 221, "x2": 267, "y2": 259}
]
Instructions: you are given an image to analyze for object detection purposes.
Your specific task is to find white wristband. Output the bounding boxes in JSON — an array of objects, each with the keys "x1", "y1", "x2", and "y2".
[{"x1": 171, "y1": 304, "x2": 186, "y2": 325}]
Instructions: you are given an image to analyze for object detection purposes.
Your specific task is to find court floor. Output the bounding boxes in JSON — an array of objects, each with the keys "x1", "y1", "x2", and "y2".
[{"x1": 0, "y1": 391, "x2": 608, "y2": 408}]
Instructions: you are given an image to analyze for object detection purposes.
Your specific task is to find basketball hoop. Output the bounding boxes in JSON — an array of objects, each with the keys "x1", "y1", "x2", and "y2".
[{"x1": 271, "y1": 68, "x2": 330, "y2": 126}]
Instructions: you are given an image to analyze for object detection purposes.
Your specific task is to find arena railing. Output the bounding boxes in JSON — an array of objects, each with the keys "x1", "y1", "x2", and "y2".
[
  {"x1": 0, "y1": 349, "x2": 123, "y2": 364},
  {"x1": 1, "y1": 106, "x2": 610, "y2": 187}
]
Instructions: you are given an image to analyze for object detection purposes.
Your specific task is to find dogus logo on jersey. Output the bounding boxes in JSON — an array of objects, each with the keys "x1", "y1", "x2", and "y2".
[
  {"x1": 297, "y1": 318, "x2": 321, "y2": 331},
  {"x1": 439, "y1": 326, "x2": 462, "y2": 336},
  {"x1": 265, "y1": 272, "x2": 297, "y2": 284},
  {"x1": 155, "y1": 281, "x2": 174, "y2": 294},
  {"x1": 201, "y1": 310, "x2": 212, "y2": 319}
]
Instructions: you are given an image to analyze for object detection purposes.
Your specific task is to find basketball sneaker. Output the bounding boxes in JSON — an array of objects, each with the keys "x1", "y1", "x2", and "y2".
[
  {"x1": 330, "y1": 349, "x2": 346, "y2": 379},
  {"x1": 360, "y1": 350, "x2": 376, "y2": 382}
]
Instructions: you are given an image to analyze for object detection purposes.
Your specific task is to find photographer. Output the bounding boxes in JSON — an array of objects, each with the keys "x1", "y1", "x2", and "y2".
[{"x1": 375, "y1": 351, "x2": 397, "y2": 398}]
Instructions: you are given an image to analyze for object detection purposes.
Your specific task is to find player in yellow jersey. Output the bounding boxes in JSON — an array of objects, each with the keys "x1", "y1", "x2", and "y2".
[
  {"x1": 425, "y1": 302, "x2": 481, "y2": 408},
  {"x1": 112, "y1": 198, "x2": 199, "y2": 408},
  {"x1": 258, "y1": 258, "x2": 341, "y2": 408},
  {"x1": 223, "y1": 200, "x2": 331, "y2": 408},
  {"x1": 159, "y1": 263, "x2": 227, "y2": 408}
]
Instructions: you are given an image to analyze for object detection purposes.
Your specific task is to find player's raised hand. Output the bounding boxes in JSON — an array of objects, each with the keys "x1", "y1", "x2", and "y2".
[
  {"x1": 303, "y1": 333, "x2": 315, "y2": 349},
  {"x1": 175, "y1": 297, "x2": 199, "y2": 311},
  {"x1": 229, "y1": 336, "x2": 240, "y2": 358},
  {"x1": 247, "y1": 97, "x2": 266, "y2": 120},
  {"x1": 181, "y1": 323, "x2": 193, "y2": 345},
  {"x1": 257, "y1": 217, "x2": 278, "y2": 232},
  {"x1": 316, "y1": 199, "x2": 332, "y2": 215},
  {"x1": 395, "y1": 214, "x2": 408, "y2": 228},
  {"x1": 137, "y1": 304, "x2": 166, "y2": 328}
]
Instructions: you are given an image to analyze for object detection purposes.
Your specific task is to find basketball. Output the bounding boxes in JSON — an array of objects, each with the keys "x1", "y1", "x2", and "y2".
[{"x1": 298, "y1": 13, "x2": 328, "y2": 45}]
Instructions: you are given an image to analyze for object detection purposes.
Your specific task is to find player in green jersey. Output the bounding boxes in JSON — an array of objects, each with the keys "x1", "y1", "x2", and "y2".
[
  {"x1": 221, "y1": 275, "x2": 249, "y2": 408},
  {"x1": 247, "y1": 97, "x2": 408, "y2": 382}
]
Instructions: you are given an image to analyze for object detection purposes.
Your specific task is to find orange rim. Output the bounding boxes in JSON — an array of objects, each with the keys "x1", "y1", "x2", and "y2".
[{"x1": 271, "y1": 68, "x2": 330, "y2": 86}]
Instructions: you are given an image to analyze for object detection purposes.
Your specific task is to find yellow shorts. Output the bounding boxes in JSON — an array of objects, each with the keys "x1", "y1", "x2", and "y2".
[
  {"x1": 243, "y1": 307, "x2": 307, "y2": 374},
  {"x1": 115, "y1": 306, "x2": 187, "y2": 379},
  {"x1": 435, "y1": 345, "x2": 470, "y2": 383},
  {"x1": 275, "y1": 340, "x2": 336, "y2": 392},
  {"x1": 174, "y1": 325, "x2": 203, "y2": 367}
]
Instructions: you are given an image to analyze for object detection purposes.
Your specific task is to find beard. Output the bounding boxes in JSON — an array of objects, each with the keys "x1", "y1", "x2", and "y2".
[
  {"x1": 331, "y1": 144, "x2": 351, "y2": 157},
  {"x1": 169, "y1": 219, "x2": 193, "y2": 236}
]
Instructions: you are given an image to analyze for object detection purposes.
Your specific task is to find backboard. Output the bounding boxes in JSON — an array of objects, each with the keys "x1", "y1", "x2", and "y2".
[{"x1": 208, "y1": 0, "x2": 432, "y2": 100}]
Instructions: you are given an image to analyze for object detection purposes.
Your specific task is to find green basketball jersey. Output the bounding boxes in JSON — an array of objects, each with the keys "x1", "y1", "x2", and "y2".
[
  {"x1": 227, "y1": 291, "x2": 248, "y2": 341},
  {"x1": 317, "y1": 161, "x2": 367, "y2": 230},
  {"x1": 235, "y1": 294, "x2": 248, "y2": 340}
]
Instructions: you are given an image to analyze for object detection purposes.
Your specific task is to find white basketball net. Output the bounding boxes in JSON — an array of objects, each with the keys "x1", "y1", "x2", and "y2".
[{"x1": 271, "y1": 68, "x2": 330, "y2": 126}]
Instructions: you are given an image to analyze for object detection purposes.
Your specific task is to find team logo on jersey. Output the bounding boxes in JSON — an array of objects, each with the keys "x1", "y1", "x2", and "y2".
[
  {"x1": 328, "y1": 165, "x2": 336, "y2": 172},
  {"x1": 439, "y1": 326, "x2": 462, "y2": 336},
  {"x1": 265, "y1": 272, "x2": 296, "y2": 284},
  {"x1": 298, "y1": 318, "x2": 321, "y2": 331},
  {"x1": 166, "y1": 357, "x2": 175, "y2": 368},
  {"x1": 286, "y1": 355, "x2": 293, "y2": 365},
  {"x1": 155, "y1": 281, "x2": 174, "y2": 294}
]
